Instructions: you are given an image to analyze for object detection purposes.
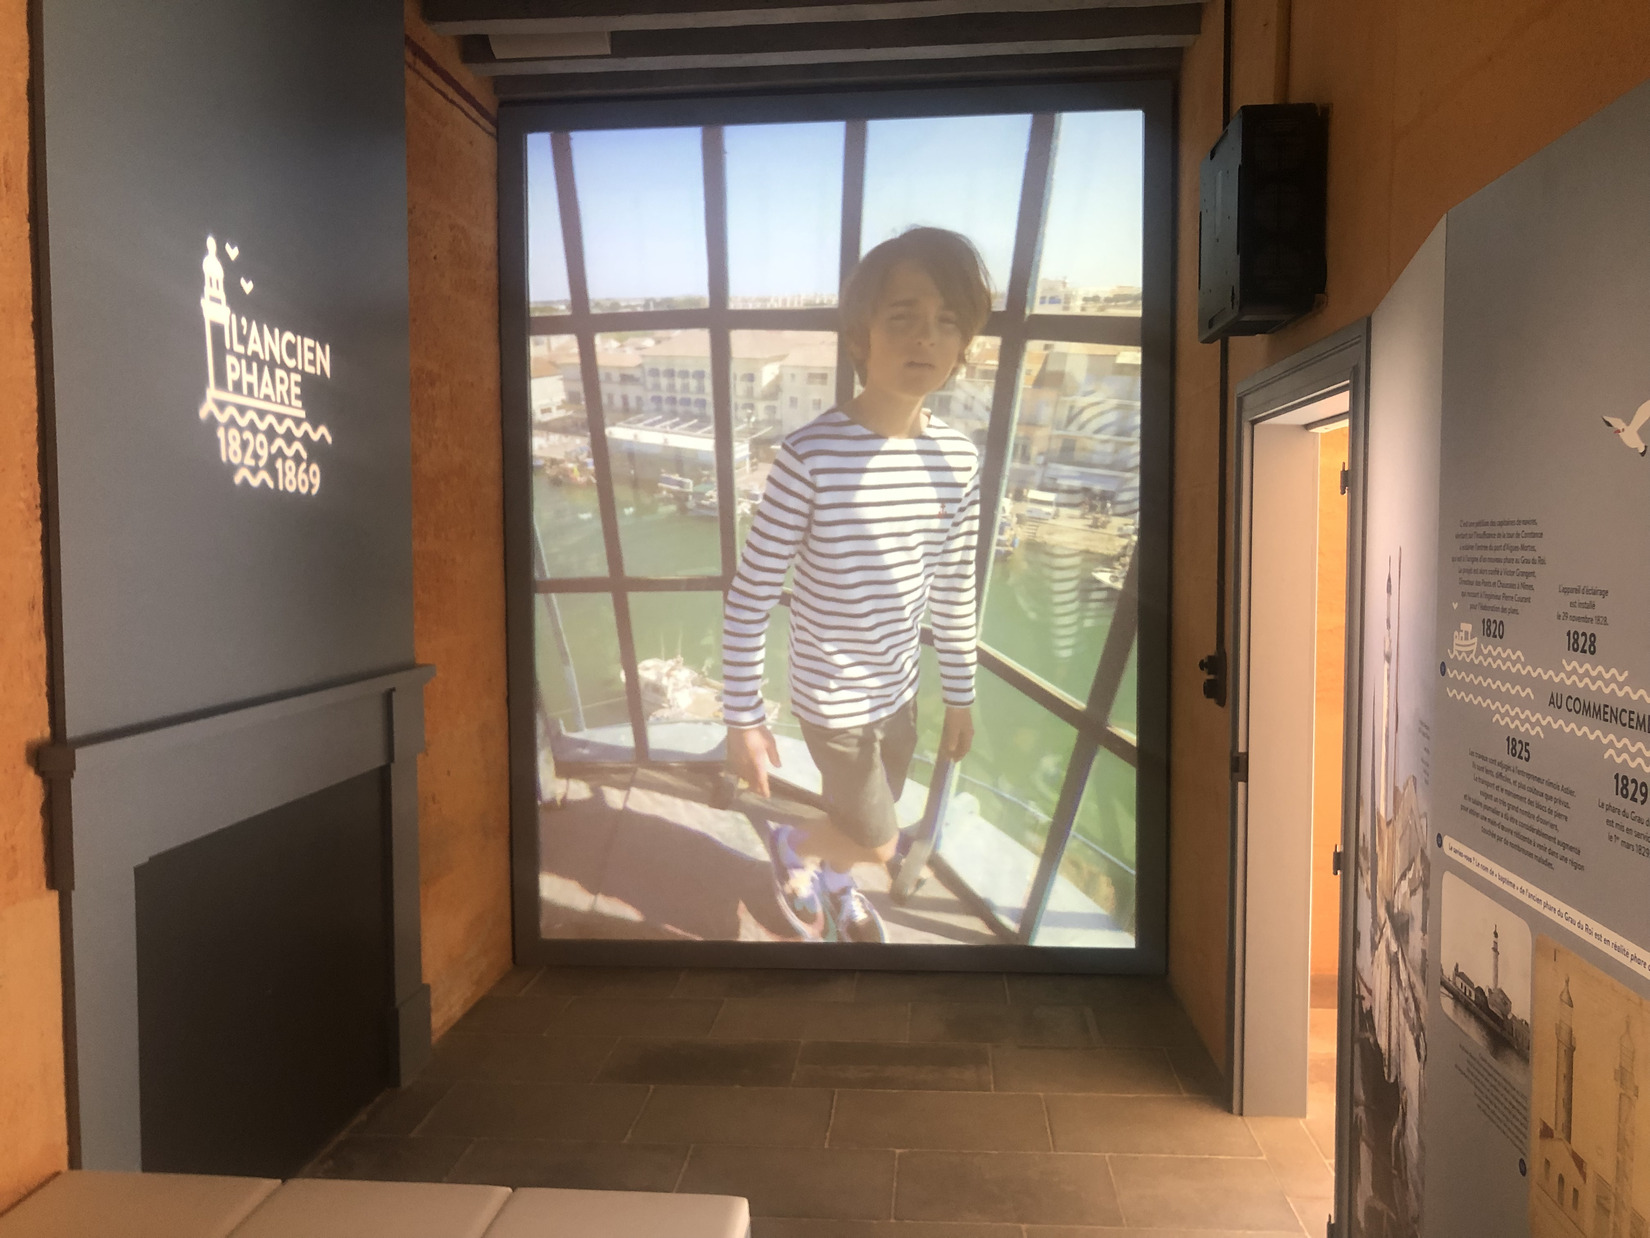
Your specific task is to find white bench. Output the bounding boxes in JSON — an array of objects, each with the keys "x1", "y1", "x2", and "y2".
[
  {"x1": 485, "y1": 1188, "x2": 749, "y2": 1238},
  {"x1": 0, "y1": 1172, "x2": 750, "y2": 1238},
  {"x1": 226, "y1": 1179, "x2": 511, "y2": 1238},
  {"x1": 0, "y1": 1171, "x2": 279, "y2": 1238}
]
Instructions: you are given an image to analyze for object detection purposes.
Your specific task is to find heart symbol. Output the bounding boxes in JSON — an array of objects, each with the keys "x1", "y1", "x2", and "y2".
[
  {"x1": 225, "y1": 243, "x2": 239, "y2": 260},
  {"x1": 240, "y1": 278, "x2": 254, "y2": 294}
]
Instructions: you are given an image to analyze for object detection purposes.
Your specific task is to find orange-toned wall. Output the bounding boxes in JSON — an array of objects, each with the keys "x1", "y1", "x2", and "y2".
[
  {"x1": 402, "y1": 2, "x2": 512, "y2": 1039},
  {"x1": 1170, "y1": 0, "x2": 1650, "y2": 1065},
  {"x1": 0, "y1": 0, "x2": 68, "y2": 1212},
  {"x1": 1310, "y1": 426, "x2": 1347, "y2": 989}
]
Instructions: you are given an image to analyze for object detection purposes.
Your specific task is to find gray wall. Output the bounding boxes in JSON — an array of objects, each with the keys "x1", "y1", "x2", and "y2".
[
  {"x1": 35, "y1": 0, "x2": 432, "y2": 1172},
  {"x1": 40, "y1": 0, "x2": 414, "y2": 738}
]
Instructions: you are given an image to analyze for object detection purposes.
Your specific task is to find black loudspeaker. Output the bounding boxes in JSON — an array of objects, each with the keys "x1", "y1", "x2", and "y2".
[{"x1": 1198, "y1": 103, "x2": 1327, "y2": 342}]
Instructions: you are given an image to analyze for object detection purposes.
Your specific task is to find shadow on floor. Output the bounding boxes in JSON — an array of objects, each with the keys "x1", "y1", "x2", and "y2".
[
  {"x1": 307, "y1": 966, "x2": 1334, "y2": 1237},
  {"x1": 538, "y1": 768, "x2": 1002, "y2": 945}
]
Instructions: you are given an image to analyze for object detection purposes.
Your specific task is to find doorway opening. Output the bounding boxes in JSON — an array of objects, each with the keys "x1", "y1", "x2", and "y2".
[{"x1": 1229, "y1": 321, "x2": 1372, "y2": 1237}]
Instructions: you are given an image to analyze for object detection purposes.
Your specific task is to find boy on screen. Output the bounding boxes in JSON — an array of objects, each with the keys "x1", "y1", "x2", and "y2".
[{"x1": 720, "y1": 227, "x2": 987, "y2": 942}]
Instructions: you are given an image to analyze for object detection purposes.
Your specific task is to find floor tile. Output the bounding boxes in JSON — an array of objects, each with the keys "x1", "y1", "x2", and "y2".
[
  {"x1": 1090, "y1": 1003, "x2": 1206, "y2": 1049},
  {"x1": 1246, "y1": 1117, "x2": 1332, "y2": 1198},
  {"x1": 675, "y1": 969, "x2": 859, "y2": 1001},
  {"x1": 1291, "y1": 1193, "x2": 1332, "y2": 1236},
  {"x1": 1045, "y1": 1094, "x2": 1261, "y2": 1156},
  {"x1": 301, "y1": 1135, "x2": 470, "y2": 1183},
  {"x1": 679, "y1": 1145, "x2": 898, "y2": 1220},
  {"x1": 1166, "y1": 1044, "x2": 1228, "y2": 1100},
  {"x1": 350, "y1": 1076, "x2": 454, "y2": 1136},
  {"x1": 1007, "y1": 975, "x2": 1175, "y2": 1008},
  {"x1": 895, "y1": 1151, "x2": 1123, "y2": 1225},
  {"x1": 794, "y1": 1042, "x2": 993, "y2": 1091},
  {"x1": 629, "y1": 1085, "x2": 834, "y2": 1146},
  {"x1": 712, "y1": 999, "x2": 911, "y2": 1042},
  {"x1": 547, "y1": 996, "x2": 724, "y2": 1038},
  {"x1": 599, "y1": 1038, "x2": 801, "y2": 1086},
  {"x1": 416, "y1": 1080, "x2": 648, "y2": 1141},
  {"x1": 1107, "y1": 1154, "x2": 1300, "y2": 1231},
  {"x1": 447, "y1": 1139, "x2": 688, "y2": 1191},
  {"x1": 487, "y1": 966, "x2": 543, "y2": 997},
  {"x1": 829, "y1": 1090, "x2": 1050, "y2": 1152},
  {"x1": 856, "y1": 973, "x2": 1008, "y2": 1005},
  {"x1": 755, "y1": 1223, "x2": 1020, "y2": 1237},
  {"x1": 992, "y1": 1047, "x2": 1182, "y2": 1095},
  {"x1": 420, "y1": 1032, "x2": 617, "y2": 1085},
  {"x1": 1303, "y1": 1108, "x2": 1335, "y2": 1162},
  {"x1": 524, "y1": 967, "x2": 685, "y2": 999},
  {"x1": 1027, "y1": 1229, "x2": 1306, "y2": 1237},
  {"x1": 910, "y1": 1003, "x2": 1094, "y2": 1047},
  {"x1": 448, "y1": 994, "x2": 570, "y2": 1035}
]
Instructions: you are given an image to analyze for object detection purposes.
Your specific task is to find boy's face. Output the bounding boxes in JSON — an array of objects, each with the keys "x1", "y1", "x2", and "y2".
[{"x1": 858, "y1": 260, "x2": 967, "y2": 401}]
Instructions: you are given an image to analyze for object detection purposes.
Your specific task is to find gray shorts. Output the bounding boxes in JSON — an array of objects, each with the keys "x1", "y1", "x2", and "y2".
[{"x1": 799, "y1": 696, "x2": 919, "y2": 850}]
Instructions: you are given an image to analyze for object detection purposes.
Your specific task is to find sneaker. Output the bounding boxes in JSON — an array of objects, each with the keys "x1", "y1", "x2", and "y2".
[
  {"x1": 764, "y1": 824, "x2": 826, "y2": 939},
  {"x1": 826, "y1": 884, "x2": 888, "y2": 944}
]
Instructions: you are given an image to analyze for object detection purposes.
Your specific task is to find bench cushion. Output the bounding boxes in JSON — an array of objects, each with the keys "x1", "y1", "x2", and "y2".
[
  {"x1": 0, "y1": 1171, "x2": 279, "y2": 1238},
  {"x1": 228, "y1": 1179, "x2": 510, "y2": 1238},
  {"x1": 482, "y1": 1188, "x2": 750, "y2": 1238}
]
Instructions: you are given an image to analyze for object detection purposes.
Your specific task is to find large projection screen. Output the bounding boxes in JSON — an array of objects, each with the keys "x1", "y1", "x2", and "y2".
[{"x1": 500, "y1": 86, "x2": 1169, "y2": 962}]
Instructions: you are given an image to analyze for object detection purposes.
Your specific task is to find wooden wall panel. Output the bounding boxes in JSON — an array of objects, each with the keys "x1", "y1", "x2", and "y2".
[
  {"x1": 1310, "y1": 425, "x2": 1348, "y2": 988},
  {"x1": 0, "y1": 0, "x2": 67, "y2": 1210},
  {"x1": 402, "y1": 0, "x2": 511, "y2": 1039},
  {"x1": 1172, "y1": 0, "x2": 1650, "y2": 1068}
]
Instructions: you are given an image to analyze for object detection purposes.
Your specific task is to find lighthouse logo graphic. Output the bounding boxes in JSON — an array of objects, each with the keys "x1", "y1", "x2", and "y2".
[{"x1": 198, "y1": 235, "x2": 335, "y2": 494}]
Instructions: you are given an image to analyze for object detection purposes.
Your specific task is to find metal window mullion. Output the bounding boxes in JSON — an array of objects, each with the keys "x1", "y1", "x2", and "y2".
[
  {"x1": 1012, "y1": 558, "x2": 1145, "y2": 941},
  {"x1": 974, "y1": 111, "x2": 1057, "y2": 592},
  {"x1": 834, "y1": 118, "x2": 867, "y2": 410},
  {"x1": 1084, "y1": 550, "x2": 1141, "y2": 724},
  {"x1": 1017, "y1": 553, "x2": 1140, "y2": 942},
  {"x1": 1016, "y1": 730, "x2": 1099, "y2": 943},
  {"x1": 549, "y1": 131, "x2": 648, "y2": 759},
  {"x1": 608, "y1": 588, "x2": 650, "y2": 761},
  {"x1": 703, "y1": 126, "x2": 738, "y2": 583},
  {"x1": 536, "y1": 575, "x2": 726, "y2": 594}
]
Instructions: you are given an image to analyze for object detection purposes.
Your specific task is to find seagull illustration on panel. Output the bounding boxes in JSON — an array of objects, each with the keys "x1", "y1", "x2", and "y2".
[{"x1": 1603, "y1": 398, "x2": 1650, "y2": 456}]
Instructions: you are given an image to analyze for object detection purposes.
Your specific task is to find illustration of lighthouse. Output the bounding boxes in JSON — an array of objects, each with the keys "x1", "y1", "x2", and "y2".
[{"x1": 196, "y1": 234, "x2": 334, "y2": 494}]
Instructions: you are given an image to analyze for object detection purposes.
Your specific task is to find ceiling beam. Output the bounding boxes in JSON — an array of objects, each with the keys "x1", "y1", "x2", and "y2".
[
  {"x1": 464, "y1": 5, "x2": 1201, "y2": 75},
  {"x1": 425, "y1": 0, "x2": 1197, "y2": 37},
  {"x1": 490, "y1": 45, "x2": 1180, "y2": 100}
]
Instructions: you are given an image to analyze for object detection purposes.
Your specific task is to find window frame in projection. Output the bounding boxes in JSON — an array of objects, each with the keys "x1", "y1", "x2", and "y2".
[{"x1": 499, "y1": 81, "x2": 1171, "y2": 965}]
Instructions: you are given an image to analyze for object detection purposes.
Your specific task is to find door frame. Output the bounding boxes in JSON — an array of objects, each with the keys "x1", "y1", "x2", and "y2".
[{"x1": 1227, "y1": 319, "x2": 1369, "y2": 1221}]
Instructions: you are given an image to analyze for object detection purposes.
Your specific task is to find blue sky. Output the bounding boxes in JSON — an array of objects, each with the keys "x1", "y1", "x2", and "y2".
[{"x1": 527, "y1": 111, "x2": 1143, "y2": 305}]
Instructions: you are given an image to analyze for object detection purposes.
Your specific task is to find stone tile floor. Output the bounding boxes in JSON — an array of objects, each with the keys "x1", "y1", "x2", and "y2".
[{"x1": 305, "y1": 967, "x2": 1337, "y2": 1236}]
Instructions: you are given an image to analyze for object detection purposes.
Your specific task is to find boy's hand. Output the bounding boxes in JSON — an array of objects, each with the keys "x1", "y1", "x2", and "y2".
[
  {"x1": 940, "y1": 705, "x2": 974, "y2": 761},
  {"x1": 726, "y1": 724, "x2": 781, "y2": 798}
]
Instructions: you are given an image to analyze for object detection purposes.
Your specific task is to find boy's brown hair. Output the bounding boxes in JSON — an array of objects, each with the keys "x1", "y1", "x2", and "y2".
[{"x1": 840, "y1": 227, "x2": 993, "y2": 383}]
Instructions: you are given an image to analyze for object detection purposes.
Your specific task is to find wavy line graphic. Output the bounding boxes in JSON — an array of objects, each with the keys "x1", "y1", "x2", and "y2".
[
  {"x1": 1456, "y1": 650, "x2": 1531, "y2": 674},
  {"x1": 200, "y1": 399, "x2": 334, "y2": 444},
  {"x1": 1446, "y1": 688, "x2": 1515, "y2": 712},
  {"x1": 1564, "y1": 659, "x2": 1631, "y2": 682},
  {"x1": 1445, "y1": 688, "x2": 1650, "y2": 758},
  {"x1": 233, "y1": 467, "x2": 274, "y2": 489},
  {"x1": 269, "y1": 439, "x2": 309, "y2": 459},
  {"x1": 1493, "y1": 714, "x2": 1546, "y2": 738},
  {"x1": 1447, "y1": 669, "x2": 1534, "y2": 698},
  {"x1": 1450, "y1": 649, "x2": 1648, "y2": 702},
  {"x1": 1604, "y1": 750, "x2": 1650, "y2": 774}
]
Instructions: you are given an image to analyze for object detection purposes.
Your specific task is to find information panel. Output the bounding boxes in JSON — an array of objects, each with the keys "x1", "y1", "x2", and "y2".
[{"x1": 1421, "y1": 80, "x2": 1650, "y2": 1238}]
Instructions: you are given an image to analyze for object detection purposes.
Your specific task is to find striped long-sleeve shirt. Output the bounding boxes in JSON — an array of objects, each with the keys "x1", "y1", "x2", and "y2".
[{"x1": 721, "y1": 408, "x2": 981, "y2": 731}]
